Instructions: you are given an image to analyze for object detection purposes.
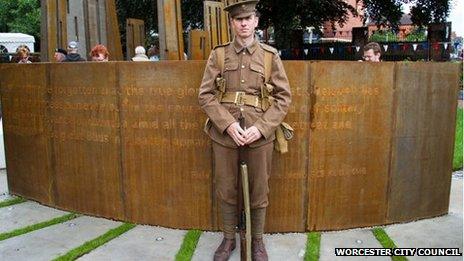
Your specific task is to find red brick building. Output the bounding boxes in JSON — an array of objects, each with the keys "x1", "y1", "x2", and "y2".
[
  {"x1": 367, "y1": 14, "x2": 415, "y2": 41},
  {"x1": 322, "y1": 0, "x2": 364, "y2": 41}
]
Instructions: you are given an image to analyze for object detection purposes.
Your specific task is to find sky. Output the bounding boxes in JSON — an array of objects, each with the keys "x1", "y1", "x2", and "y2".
[
  {"x1": 404, "y1": 0, "x2": 464, "y2": 37},
  {"x1": 448, "y1": 0, "x2": 464, "y2": 37}
]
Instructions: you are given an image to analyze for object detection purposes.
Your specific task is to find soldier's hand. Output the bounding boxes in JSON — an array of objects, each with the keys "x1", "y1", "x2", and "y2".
[
  {"x1": 226, "y1": 122, "x2": 246, "y2": 146},
  {"x1": 244, "y1": 126, "x2": 262, "y2": 144}
]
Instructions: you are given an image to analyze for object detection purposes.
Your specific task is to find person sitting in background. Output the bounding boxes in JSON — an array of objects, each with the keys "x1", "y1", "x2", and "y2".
[
  {"x1": 147, "y1": 45, "x2": 160, "y2": 61},
  {"x1": 362, "y1": 42, "x2": 382, "y2": 62},
  {"x1": 131, "y1": 46, "x2": 150, "y2": 61},
  {"x1": 90, "y1": 44, "x2": 109, "y2": 62},
  {"x1": 16, "y1": 45, "x2": 32, "y2": 63},
  {"x1": 54, "y1": 48, "x2": 67, "y2": 62},
  {"x1": 63, "y1": 41, "x2": 86, "y2": 62}
]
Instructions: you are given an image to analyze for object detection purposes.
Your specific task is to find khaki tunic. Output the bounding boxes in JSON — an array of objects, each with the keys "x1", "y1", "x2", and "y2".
[{"x1": 198, "y1": 38, "x2": 291, "y2": 208}]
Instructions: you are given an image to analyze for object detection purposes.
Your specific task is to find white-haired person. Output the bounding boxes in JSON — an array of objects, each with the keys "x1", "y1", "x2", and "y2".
[{"x1": 131, "y1": 46, "x2": 150, "y2": 61}]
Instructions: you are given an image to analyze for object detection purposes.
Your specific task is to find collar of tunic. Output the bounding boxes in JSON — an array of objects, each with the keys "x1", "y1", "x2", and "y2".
[{"x1": 233, "y1": 37, "x2": 259, "y2": 55}]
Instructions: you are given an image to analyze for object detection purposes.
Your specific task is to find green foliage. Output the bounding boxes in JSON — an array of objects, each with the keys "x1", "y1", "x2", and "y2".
[
  {"x1": 372, "y1": 228, "x2": 407, "y2": 261},
  {"x1": 369, "y1": 29, "x2": 399, "y2": 42},
  {"x1": 454, "y1": 108, "x2": 463, "y2": 170},
  {"x1": 361, "y1": 0, "x2": 403, "y2": 30},
  {"x1": 175, "y1": 229, "x2": 202, "y2": 261},
  {"x1": 53, "y1": 223, "x2": 136, "y2": 261},
  {"x1": 410, "y1": 0, "x2": 450, "y2": 27},
  {"x1": 0, "y1": 197, "x2": 27, "y2": 208},
  {"x1": 304, "y1": 232, "x2": 321, "y2": 261},
  {"x1": 258, "y1": 0, "x2": 357, "y2": 49},
  {"x1": 0, "y1": 0, "x2": 41, "y2": 43},
  {"x1": 404, "y1": 27, "x2": 427, "y2": 42},
  {"x1": 115, "y1": 0, "x2": 157, "y2": 49},
  {"x1": 0, "y1": 213, "x2": 79, "y2": 242},
  {"x1": 181, "y1": 0, "x2": 203, "y2": 30}
]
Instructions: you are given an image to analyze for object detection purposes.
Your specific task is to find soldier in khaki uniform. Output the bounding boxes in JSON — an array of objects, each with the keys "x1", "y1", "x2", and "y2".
[{"x1": 198, "y1": 1, "x2": 291, "y2": 260}]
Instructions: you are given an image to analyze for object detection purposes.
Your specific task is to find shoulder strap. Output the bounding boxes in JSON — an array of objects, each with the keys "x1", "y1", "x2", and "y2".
[
  {"x1": 264, "y1": 51, "x2": 272, "y2": 83},
  {"x1": 216, "y1": 47, "x2": 225, "y2": 75}
]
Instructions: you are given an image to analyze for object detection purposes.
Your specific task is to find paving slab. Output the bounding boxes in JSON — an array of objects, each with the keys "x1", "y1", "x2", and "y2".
[
  {"x1": 192, "y1": 232, "x2": 241, "y2": 261},
  {"x1": 0, "y1": 201, "x2": 69, "y2": 233},
  {"x1": 449, "y1": 177, "x2": 463, "y2": 216},
  {"x1": 193, "y1": 231, "x2": 306, "y2": 260},
  {"x1": 78, "y1": 225, "x2": 186, "y2": 261},
  {"x1": 320, "y1": 228, "x2": 389, "y2": 261},
  {"x1": 0, "y1": 216, "x2": 121, "y2": 261},
  {"x1": 0, "y1": 169, "x2": 10, "y2": 201},
  {"x1": 385, "y1": 215, "x2": 463, "y2": 261},
  {"x1": 265, "y1": 233, "x2": 307, "y2": 260}
]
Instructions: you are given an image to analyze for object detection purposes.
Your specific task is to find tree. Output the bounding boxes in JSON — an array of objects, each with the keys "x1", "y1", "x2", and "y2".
[
  {"x1": 181, "y1": 0, "x2": 204, "y2": 30},
  {"x1": 359, "y1": 0, "x2": 450, "y2": 30},
  {"x1": 115, "y1": 0, "x2": 157, "y2": 48},
  {"x1": 359, "y1": 0, "x2": 403, "y2": 30},
  {"x1": 0, "y1": 0, "x2": 41, "y2": 50},
  {"x1": 257, "y1": 0, "x2": 357, "y2": 49},
  {"x1": 409, "y1": 0, "x2": 450, "y2": 27}
]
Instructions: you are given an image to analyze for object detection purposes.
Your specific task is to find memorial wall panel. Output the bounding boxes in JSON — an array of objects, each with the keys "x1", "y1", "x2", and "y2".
[
  {"x1": 308, "y1": 61, "x2": 394, "y2": 230},
  {"x1": 266, "y1": 62, "x2": 310, "y2": 232},
  {"x1": 119, "y1": 61, "x2": 212, "y2": 229},
  {"x1": 0, "y1": 61, "x2": 459, "y2": 231},
  {"x1": 387, "y1": 63, "x2": 460, "y2": 222},
  {"x1": 0, "y1": 64, "x2": 52, "y2": 204},
  {"x1": 48, "y1": 63, "x2": 124, "y2": 219}
]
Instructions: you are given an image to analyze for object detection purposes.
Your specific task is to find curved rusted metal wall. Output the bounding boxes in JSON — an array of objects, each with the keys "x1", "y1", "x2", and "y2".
[{"x1": 0, "y1": 61, "x2": 459, "y2": 232}]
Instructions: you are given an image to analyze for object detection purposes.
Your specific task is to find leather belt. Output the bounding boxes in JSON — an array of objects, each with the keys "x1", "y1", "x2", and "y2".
[{"x1": 220, "y1": 91, "x2": 262, "y2": 108}]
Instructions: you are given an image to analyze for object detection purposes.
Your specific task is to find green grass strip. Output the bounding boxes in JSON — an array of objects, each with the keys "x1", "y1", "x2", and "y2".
[
  {"x1": 0, "y1": 213, "x2": 79, "y2": 241},
  {"x1": 372, "y1": 227, "x2": 408, "y2": 261},
  {"x1": 175, "y1": 229, "x2": 202, "y2": 261},
  {"x1": 304, "y1": 232, "x2": 321, "y2": 261},
  {"x1": 453, "y1": 107, "x2": 463, "y2": 170},
  {"x1": 0, "y1": 197, "x2": 27, "y2": 208},
  {"x1": 53, "y1": 222, "x2": 136, "y2": 261}
]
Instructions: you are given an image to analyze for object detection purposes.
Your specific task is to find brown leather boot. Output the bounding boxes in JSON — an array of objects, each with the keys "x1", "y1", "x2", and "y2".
[
  {"x1": 213, "y1": 238, "x2": 236, "y2": 261},
  {"x1": 252, "y1": 238, "x2": 268, "y2": 261}
]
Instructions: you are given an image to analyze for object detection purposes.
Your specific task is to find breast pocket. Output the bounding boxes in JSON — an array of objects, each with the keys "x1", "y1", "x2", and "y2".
[
  {"x1": 250, "y1": 63, "x2": 265, "y2": 91},
  {"x1": 223, "y1": 62, "x2": 239, "y2": 90}
]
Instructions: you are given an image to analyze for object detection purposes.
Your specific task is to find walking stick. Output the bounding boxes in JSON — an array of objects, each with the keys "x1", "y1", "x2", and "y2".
[{"x1": 237, "y1": 114, "x2": 252, "y2": 261}]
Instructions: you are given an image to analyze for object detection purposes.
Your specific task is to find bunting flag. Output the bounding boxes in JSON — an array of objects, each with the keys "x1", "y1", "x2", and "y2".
[
  {"x1": 432, "y1": 43, "x2": 440, "y2": 51},
  {"x1": 422, "y1": 43, "x2": 429, "y2": 50},
  {"x1": 320, "y1": 47, "x2": 325, "y2": 54},
  {"x1": 392, "y1": 44, "x2": 399, "y2": 51},
  {"x1": 278, "y1": 50, "x2": 282, "y2": 56},
  {"x1": 412, "y1": 44, "x2": 418, "y2": 51},
  {"x1": 329, "y1": 47, "x2": 334, "y2": 54},
  {"x1": 355, "y1": 46, "x2": 360, "y2": 52},
  {"x1": 401, "y1": 43, "x2": 409, "y2": 51},
  {"x1": 443, "y1": 43, "x2": 449, "y2": 50},
  {"x1": 383, "y1": 44, "x2": 389, "y2": 52},
  {"x1": 304, "y1": 49, "x2": 308, "y2": 55},
  {"x1": 347, "y1": 46, "x2": 352, "y2": 53},
  {"x1": 312, "y1": 48, "x2": 318, "y2": 55}
]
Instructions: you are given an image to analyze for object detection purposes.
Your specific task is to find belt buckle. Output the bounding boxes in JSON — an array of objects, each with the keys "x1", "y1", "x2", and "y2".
[{"x1": 234, "y1": 92, "x2": 245, "y2": 106}]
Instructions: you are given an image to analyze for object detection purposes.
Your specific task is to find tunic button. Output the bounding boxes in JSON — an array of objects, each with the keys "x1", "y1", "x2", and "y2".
[
  {"x1": 241, "y1": 79, "x2": 245, "y2": 83},
  {"x1": 241, "y1": 65, "x2": 245, "y2": 69},
  {"x1": 243, "y1": 52, "x2": 246, "y2": 55}
]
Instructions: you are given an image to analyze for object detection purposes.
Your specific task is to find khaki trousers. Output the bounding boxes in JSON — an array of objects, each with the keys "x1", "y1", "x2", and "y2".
[{"x1": 212, "y1": 141, "x2": 273, "y2": 209}]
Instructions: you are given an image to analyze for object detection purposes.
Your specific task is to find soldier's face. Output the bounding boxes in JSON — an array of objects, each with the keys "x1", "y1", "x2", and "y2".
[{"x1": 231, "y1": 14, "x2": 259, "y2": 39}]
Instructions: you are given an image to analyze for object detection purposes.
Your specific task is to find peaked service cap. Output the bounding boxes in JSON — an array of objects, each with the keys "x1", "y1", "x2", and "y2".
[{"x1": 224, "y1": 0, "x2": 259, "y2": 19}]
